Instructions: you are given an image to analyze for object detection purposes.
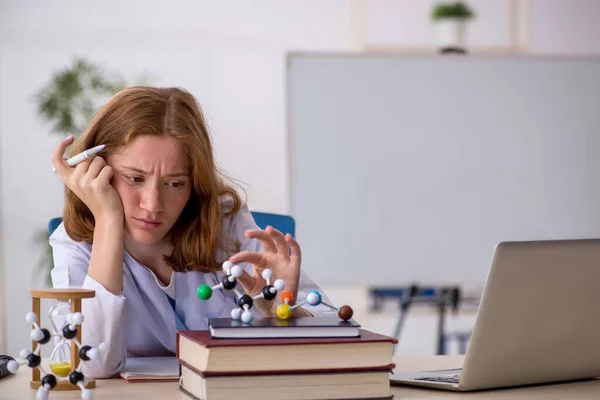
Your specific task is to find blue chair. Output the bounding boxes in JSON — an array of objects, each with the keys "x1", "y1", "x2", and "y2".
[
  {"x1": 48, "y1": 217, "x2": 63, "y2": 236},
  {"x1": 48, "y1": 211, "x2": 295, "y2": 237},
  {"x1": 250, "y1": 211, "x2": 295, "y2": 237}
]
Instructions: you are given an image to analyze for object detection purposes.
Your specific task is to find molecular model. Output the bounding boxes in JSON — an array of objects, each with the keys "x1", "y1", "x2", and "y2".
[
  {"x1": 7, "y1": 312, "x2": 107, "y2": 400},
  {"x1": 277, "y1": 290, "x2": 354, "y2": 321},
  {"x1": 197, "y1": 260, "x2": 286, "y2": 323}
]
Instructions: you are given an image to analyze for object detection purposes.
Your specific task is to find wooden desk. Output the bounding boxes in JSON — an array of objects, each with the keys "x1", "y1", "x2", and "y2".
[{"x1": 1, "y1": 356, "x2": 599, "y2": 399}]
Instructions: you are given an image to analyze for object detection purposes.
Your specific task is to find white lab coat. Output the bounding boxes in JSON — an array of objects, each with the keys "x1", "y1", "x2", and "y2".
[{"x1": 50, "y1": 204, "x2": 334, "y2": 379}]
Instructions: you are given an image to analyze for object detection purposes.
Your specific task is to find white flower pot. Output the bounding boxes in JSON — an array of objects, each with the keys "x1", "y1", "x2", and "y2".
[{"x1": 436, "y1": 18, "x2": 467, "y2": 50}]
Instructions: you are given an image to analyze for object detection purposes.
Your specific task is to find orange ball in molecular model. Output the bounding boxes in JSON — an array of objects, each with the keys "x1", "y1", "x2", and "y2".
[
  {"x1": 281, "y1": 291, "x2": 294, "y2": 304},
  {"x1": 276, "y1": 291, "x2": 294, "y2": 320}
]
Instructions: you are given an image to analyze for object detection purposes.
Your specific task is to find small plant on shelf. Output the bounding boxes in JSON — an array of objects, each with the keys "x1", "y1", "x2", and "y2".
[{"x1": 430, "y1": 2, "x2": 476, "y2": 54}]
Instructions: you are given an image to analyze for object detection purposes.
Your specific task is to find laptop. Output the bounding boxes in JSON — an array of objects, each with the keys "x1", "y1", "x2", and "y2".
[{"x1": 390, "y1": 238, "x2": 600, "y2": 391}]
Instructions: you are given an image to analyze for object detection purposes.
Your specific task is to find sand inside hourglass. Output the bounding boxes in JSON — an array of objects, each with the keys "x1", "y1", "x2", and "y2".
[
  {"x1": 49, "y1": 300, "x2": 72, "y2": 376},
  {"x1": 50, "y1": 362, "x2": 71, "y2": 376},
  {"x1": 49, "y1": 340, "x2": 72, "y2": 376}
]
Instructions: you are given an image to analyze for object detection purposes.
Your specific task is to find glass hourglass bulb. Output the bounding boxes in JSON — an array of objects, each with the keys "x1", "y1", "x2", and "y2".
[
  {"x1": 49, "y1": 339, "x2": 71, "y2": 376},
  {"x1": 48, "y1": 300, "x2": 72, "y2": 376}
]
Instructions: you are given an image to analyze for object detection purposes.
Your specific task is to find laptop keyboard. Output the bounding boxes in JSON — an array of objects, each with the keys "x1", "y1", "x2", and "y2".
[{"x1": 415, "y1": 373, "x2": 461, "y2": 384}]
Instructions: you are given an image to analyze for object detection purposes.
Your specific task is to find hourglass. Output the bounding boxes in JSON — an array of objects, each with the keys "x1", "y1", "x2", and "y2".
[
  {"x1": 48, "y1": 300, "x2": 72, "y2": 377},
  {"x1": 30, "y1": 288, "x2": 96, "y2": 390}
]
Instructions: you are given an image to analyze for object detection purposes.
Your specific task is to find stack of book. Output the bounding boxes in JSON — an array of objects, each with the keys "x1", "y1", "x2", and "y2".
[{"x1": 175, "y1": 317, "x2": 397, "y2": 400}]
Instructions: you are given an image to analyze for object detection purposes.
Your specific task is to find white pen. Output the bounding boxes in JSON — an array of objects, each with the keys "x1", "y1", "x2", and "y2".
[{"x1": 52, "y1": 144, "x2": 106, "y2": 173}]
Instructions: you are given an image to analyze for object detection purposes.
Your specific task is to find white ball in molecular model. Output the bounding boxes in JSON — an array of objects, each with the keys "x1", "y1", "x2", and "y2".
[
  {"x1": 7, "y1": 360, "x2": 19, "y2": 373},
  {"x1": 71, "y1": 312, "x2": 84, "y2": 325},
  {"x1": 25, "y1": 312, "x2": 38, "y2": 324},
  {"x1": 230, "y1": 265, "x2": 243, "y2": 278},
  {"x1": 261, "y1": 269, "x2": 273, "y2": 280},
  {"x1": 31, "y1": 329, "x2": 45, "y2": 342},
  {"x1": 306, "y1": 291, "x2": 322, "y2": 306},
  {"x1": 241, "y1": 310, "x2": 253, "y2": 324},
  {"x1": 98, "y1": 343, "x2": 108, "y2": 354},
  {"x1": 81, "y1": 389, "x2": 93, "y2": 400},
  {"x1": 20, "y1": 349, "x2": 29, "y2": 359},
  {"x1": 87, "y1": 348, "x2": 99, "y2": 360},
  {"x1": 222, "y1": 260, "x2": 233, "y2": 273},
  {"x1": 274, "y1": 279, "x2": 285, "y2": 291},
  {"x1": 231, "y1": 308, "x2": 243, "y2": 320}
]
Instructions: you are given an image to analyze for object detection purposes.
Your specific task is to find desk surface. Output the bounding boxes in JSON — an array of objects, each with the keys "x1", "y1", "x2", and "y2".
[{"x1": 2, "y1": 356, "x2": 599, "y2": 399}]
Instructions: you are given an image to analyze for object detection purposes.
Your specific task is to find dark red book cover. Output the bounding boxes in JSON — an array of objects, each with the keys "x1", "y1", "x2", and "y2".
[
  {"x1": 179, "y1": 387, "x2": 394, "y2": 400},
  {"x1": 176, "y1": 328, "x2": 397, "y2": 357},
  {"x1": 179, "y1": 358, "x2": 396, "y2": 378}
]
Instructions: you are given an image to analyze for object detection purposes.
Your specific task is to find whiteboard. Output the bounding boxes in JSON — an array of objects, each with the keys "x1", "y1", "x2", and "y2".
[{"x1": 287, "y1": 54, "x2": 600, "y2": 286}]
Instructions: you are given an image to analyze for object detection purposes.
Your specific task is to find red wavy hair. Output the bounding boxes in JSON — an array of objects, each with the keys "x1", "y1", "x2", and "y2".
[{"x1": 63, "y1": 86, "x2": 242, "y2": 272}]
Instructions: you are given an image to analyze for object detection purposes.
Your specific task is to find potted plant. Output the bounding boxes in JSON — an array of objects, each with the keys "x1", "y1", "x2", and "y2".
[{"x1": 430, "y1": 2, "x2": 475, "y2": 54}]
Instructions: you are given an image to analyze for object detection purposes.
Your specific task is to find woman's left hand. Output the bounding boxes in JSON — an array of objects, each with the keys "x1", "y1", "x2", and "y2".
[{"x1": 229, "y1": 226, "x2": 311, "y2": 317}]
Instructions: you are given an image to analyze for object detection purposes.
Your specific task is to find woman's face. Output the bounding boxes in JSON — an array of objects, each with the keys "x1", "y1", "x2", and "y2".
[{"x1": 109, "y1": 135, "x2": 192, "y2": 246}]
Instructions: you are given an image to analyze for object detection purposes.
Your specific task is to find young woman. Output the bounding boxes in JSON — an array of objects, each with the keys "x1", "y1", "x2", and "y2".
[{"x1": 50, "y1": 86, "x2": 332, "y2": 378}]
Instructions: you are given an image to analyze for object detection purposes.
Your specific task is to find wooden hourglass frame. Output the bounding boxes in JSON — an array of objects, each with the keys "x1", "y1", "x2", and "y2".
[{"x1": 30, "y1": 288, "x2": 96, "y2": 390}]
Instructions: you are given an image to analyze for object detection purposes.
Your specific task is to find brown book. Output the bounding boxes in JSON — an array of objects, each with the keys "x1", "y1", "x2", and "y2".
[
  {"x1": 179, "y1": 360, "x2": 395, "y2": 400},
  {"x1": 176, "y1": 329, "x2": 397, "y2": 374}
]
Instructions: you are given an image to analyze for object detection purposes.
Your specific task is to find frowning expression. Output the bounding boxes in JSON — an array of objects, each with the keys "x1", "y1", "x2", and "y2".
[{"x1": 109, "y1": 135, "x2": 192, "y2": 245}]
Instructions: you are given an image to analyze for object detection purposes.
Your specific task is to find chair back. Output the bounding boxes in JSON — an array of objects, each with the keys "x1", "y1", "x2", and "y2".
[
  {"x1": 48, "y1": 217, "x2": 63, "y2": 235},
  {"x1": 48, "y1": 212, "x2": 295, "y2": 237},
  {"x1": 249, "y1": 211, "x2": 295, "y2": 237}
]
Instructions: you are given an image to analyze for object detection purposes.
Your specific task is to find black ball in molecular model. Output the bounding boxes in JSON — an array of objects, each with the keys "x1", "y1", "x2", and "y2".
[
  {"x1": 62, "y1": 325, "x2": 77, "y2": 340},
  {"x1": 237, "y1": 294, "x2": 254, "y2": 310},
  {"x1": 26, "y1": 352, "x2": 42, "y2": 368},
  {"x1": 41, "y1": 374, "x2": 58, "y2": 390},
  {"x1": 69, "y1": 370, "x2": 85, "y2": 386},
  {"x1": 262, "y1": 285, "x2": 277, "y2": 301},
  {"x1": 31, "y1": 328, "x2": 52, "y2": 345},
  {"x1": 78, "y1": 345, "x2": 93, "y2": 361},
  {"x1": 197, "y1": 261, "x2": 286, "y2": 323},
  {"x1": 6, "y1": 311, "x2": 108, "y2": 400}
]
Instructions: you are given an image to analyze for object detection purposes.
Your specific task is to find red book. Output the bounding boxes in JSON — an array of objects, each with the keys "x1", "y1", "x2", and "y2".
[
  {"x1": 176, "y1": 329, "x2": 397, "y2": 374},
  {"x1": 179, "y1": 359, "x2": 395, "y2": 400}
]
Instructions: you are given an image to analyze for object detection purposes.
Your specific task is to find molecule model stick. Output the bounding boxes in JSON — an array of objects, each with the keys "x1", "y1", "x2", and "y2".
[
  {"x1": 280, "y1": 290, "x2": 354, "y2": 321},
  {"x1": 197, "y1": 261, "x2": 286, "y2": 324},
  {"x1": 228, "y1": 269, "x2": 285, "y2": 324},
  {"x1": 239, "y1": 269, "x2": 286, "y2": 323},
  {"x1": 197, "y1": 261, "x2": 243, "y2": 300},
  {"x1": 7, "y1": 312, "x2": 108, "y2": 400}
]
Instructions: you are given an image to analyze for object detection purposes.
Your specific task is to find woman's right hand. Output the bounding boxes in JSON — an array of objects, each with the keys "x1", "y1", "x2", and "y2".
[{"x1": 52, "y1": 135, "x2": 124, "y2": 220}]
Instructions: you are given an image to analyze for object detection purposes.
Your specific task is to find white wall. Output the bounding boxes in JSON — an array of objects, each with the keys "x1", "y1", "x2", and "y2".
[
  {"x1": 529, "y1": 0, "x2": 600, "y2": 55},
  {"x1": 1, "y1": 0, "x2": 600, "y2": 356},
  {"x1": 0, "y1": 0, "x2": 351, "y2": 357},
  {"x1": 364, "y1": 0, "x2": 516, "y2": 49},
  {"x1": 362, "y1": 0, "x2": 600, "y2": 54}
]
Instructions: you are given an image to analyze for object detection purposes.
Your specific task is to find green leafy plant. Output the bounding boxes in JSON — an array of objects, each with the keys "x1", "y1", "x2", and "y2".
[
  {"x1": 431, "y1": 2, "x2": 475, "y2": 21},
  {"x1": 33, "y1": 57, "x2": 151, "y2": 287},
  {"x1": 35, "y1": 58, "x2": 129, "y2": 139}
]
